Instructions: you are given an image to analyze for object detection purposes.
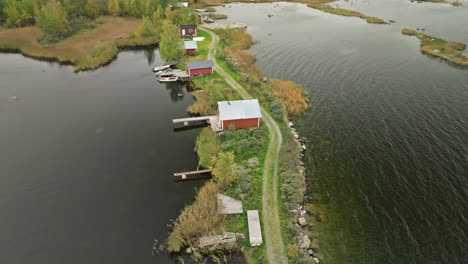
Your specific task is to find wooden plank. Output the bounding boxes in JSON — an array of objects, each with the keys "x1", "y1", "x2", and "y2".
[
  {"x1": 172, "y1": 116, "x2": 215, "y2": 123},
  {"x1": 173, "y1": 169, "x2": 212, "y2": 178}
]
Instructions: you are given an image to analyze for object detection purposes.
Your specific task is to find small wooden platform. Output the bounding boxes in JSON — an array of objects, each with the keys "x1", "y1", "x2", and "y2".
[
  {"x1": 199, "y1": 233, "x2": 244, "y2": 248},
  {"x1": 172, "y1": 115, "x2": 221, "y2": 131},
  {"x1": 174, "y1": 169, "x2": 212, "y2": 180}
]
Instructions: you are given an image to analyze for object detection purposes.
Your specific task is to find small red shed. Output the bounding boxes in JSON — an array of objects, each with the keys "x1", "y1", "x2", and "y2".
[
  {"x1": 180, "y1": 25, "x2": 197, "y2": 37},
  {"x1": 193, "y1": 0, "x2": 200, "y2": 3},
  {"x1": 186, "y1": 60, "x2": 214, "y2": 77},
  {"x1": 184, "y1": 40, "x2": 198, "y2": 54},
  {"x1": 217, "y1": 99, "x2": 262, "y2": 130}
]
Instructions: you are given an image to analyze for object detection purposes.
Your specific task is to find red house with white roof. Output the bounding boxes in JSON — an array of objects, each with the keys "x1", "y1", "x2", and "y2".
[{"x1": 217, "y1": 99, "x2": 262, "y2": 130}]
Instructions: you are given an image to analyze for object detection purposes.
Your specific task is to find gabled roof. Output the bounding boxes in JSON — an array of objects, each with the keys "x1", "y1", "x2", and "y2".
[
  {"x1": 218, "y1": 99, "x2": 262, "y2": 121},
  {"x1": 180, "y1": 25, "x2": 197, "y2": 29},
  {"x1": 186, "y1": 60, "x2": 214, "y2": 70},
  {"x1": 184, "y1": 40, "x2": 198, "y2": 50}
]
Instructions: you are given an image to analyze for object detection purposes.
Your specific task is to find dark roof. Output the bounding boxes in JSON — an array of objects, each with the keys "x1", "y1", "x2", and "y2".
[
  {"x1": 186, "y1": 60, "x2": 214, "y2": 70},
  {"x1": 180, "y1": 25, "x2": 197, "y2": 29}
]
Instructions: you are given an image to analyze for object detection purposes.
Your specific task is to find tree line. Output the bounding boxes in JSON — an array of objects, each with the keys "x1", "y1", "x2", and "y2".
[{"x1": 1, "y1": 0, "x2": 199, "y2": 39}]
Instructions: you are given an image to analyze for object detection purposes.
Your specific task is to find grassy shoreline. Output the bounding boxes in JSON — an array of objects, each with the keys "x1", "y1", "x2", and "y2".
[
  {"x1": 0, "y1": 16, "x2": 158, "y2": 72},
  {"x1": 402, "y1": 28, "x2": 468, "y2": 66}
]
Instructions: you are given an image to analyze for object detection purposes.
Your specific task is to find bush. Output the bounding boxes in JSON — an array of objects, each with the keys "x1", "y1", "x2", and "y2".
[
  {"x1": 195, "y1": 128, "x2": 220, "y2": 168},
  {"x1": 133, "y1": 16, "x2": 155, "y2": 38},
  {"x1": 212, "y1": 152, "x2": 238, "y2": 186}
]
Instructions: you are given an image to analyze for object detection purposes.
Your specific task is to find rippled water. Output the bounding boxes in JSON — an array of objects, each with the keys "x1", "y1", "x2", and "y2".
[
  {"x1": 215, "y1": 2, "x2": 468, "y2": 263},
  {"x1": 0, "y1": 50, "x2": 203, "y2": 263}
]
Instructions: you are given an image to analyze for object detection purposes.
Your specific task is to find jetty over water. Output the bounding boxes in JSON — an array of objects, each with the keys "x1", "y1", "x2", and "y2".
[
  {"x1": 172, "y1": 115, "x2": 221, "y2": 131},
  {"x1": 173, "y1": 169, "x2": 212, "y2": 180}
]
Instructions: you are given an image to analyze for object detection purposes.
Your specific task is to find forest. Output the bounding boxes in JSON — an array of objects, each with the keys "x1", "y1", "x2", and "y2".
[{"x1": 0, "y1": 0, "x2": 198, "y2": 42}]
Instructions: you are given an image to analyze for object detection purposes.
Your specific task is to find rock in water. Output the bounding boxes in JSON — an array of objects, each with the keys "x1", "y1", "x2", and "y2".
[{"x1": 313, "y1": 257, "x2": 320, "y2": 264}]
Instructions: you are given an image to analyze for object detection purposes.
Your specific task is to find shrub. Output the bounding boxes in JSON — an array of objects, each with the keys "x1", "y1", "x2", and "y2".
[
  {"x1": 212, "y1": 152, "x2": 238, "y2": 186},
  {"x1": 133, "y1": 16, "x2": 155, "y2": 38},
  {"x1": 195, "y1": 128, "x2": 220, "y2": 168}
]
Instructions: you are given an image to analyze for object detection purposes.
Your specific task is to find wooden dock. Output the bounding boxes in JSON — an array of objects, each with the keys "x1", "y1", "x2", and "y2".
[
  {"x1": 174, "y1": 169, "x2": 212, "y2": 180},
  {"x1": 172, "y1": 115, "x2": 221, "y2": 131}
]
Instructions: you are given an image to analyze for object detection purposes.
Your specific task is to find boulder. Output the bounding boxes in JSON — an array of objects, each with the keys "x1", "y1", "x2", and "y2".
[
  {"x1": 300, "y1": 234, "x2": 311, "y2": 249},
  {"x1": 288, "y1": 122, "x2": 294, "y2": 127},
  {"x1": 313, "y1": 257, "x2": 320, "y2": 264},
  {"x1": 298, "y1": 217, "x2": 307, "y2": 226},
  {"x1": 308, "y1": 249, "x2": 314, "y2": 256}
]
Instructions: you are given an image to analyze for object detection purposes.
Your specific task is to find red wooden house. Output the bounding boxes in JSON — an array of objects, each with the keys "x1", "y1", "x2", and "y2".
[
  {"x1": 186, "y1": 60, "x2": 214, "y2": 77},
  {"x1": 184, "y1": 40, "x2": 198, "y2": 54},
  {"x1": 217, "y1": 99, "x2": 262, "y2": 130},
  {"x1": 179, "y1": 25, "x2": 197, "y2": 37}
]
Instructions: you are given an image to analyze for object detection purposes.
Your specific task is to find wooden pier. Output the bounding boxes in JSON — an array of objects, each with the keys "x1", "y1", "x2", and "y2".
[
  {"x1": 174, "y1": 169, "x2": 212, "y2": 180},
  {"x1": 172, "y1": 115, "x2": 221, "y2": 131}
]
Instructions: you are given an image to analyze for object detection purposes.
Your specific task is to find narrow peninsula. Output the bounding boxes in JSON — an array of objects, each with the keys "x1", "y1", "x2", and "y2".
[{"x1": 402, "y1": 28, "x2": 468, "y2": 66}]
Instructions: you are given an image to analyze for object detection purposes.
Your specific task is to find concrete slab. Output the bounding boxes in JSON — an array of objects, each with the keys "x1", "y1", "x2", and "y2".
[
  {"x1": 217, "y1": 194, "x2": 243, "y2": 214},
  {"x1": 247, "y1": 210, "x2": 262, "y2": 246}
]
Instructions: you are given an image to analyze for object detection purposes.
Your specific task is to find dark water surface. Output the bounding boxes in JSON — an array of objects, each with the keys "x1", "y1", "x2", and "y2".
[
  {"x1": 0, "y1": 50, "x2": 203, "y2": 263},
  {"x1": 216, "y1": 2, "x2": 468, "y2": 263}
]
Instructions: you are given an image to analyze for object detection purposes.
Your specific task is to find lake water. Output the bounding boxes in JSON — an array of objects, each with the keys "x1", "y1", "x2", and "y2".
[
  {"x1": 215, "y1": 1, "x2": 468, "y2": 263},
  {"x1": 0, "y1": 49, "x2": 203, "y2": 263}
]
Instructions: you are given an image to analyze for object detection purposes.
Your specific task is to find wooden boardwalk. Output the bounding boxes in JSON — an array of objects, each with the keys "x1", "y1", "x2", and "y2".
[
  {"x1": 174, "y1": 169, "x2": 212, "y2": 180},
  {"x1": 172, "y1": 115, "x2": 221, "y2": 131}
]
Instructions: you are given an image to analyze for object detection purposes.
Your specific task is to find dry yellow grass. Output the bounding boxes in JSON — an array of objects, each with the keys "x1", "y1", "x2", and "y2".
[
  {"x1": 0, "y1": 16, "x2": 158, "y2": 71},
  {"x1": 271, "y1": 79, "x2": 309, "y2": 115},
  {"x1": 402, "y1": 28, "x2": 468, "y2": 66},
  {"x1": 167, "y1": 182, "x2": 223, "y2": 252}
]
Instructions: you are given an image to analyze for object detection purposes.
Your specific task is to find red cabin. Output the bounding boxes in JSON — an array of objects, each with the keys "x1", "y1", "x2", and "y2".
[
  {"x1": 193, "y1": 0, "x2": 200, "y2": 3},
  {"x1": 184, "y1": 40, "x2": 198, "y2": 54},
  {"x1": 186, "y1": 60, "x2": 214, "y2": 77},
  {"x1": 217, "y1": 99, "x2": 262, "y2": 130},
  {"x1": 179, "y1": 25, "x2": 197, "y2": 37}
]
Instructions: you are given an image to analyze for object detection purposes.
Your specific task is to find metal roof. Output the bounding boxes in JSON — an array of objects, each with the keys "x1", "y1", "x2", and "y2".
[
  {"x1": 218, "y1": 99, "x2": 262, "y2": 121},
  {"x1": 184, "y1": 41, "x2": 198, "y2": 50},
  {"x1": 186, "y1": 60, "x2": 214, "y2": 70},
  {"x1": 180, "y1": 25, "x2": 197, "y2": 29}
]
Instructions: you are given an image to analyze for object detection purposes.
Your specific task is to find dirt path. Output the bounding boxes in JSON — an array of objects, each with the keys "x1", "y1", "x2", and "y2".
[{"x1": 202, "y1": 28, "x2": 288, "y2": 264}]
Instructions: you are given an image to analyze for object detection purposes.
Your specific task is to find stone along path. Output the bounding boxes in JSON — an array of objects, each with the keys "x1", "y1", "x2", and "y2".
[{"x1": 202, "y1": 28, "x2": 288, "y2": 264}]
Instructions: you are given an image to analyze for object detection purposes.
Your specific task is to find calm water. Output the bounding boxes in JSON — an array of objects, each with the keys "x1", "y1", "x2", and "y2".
[
  {"x1": 0, "y1": 49, "x2": 203, "y2": 263},
  {"x1": 216, "y1": 1, "x2": 468, "y2": 263}
]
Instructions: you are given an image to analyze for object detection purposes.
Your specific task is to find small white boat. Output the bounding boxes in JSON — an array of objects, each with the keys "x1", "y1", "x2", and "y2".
[
  {"x1": 204, "y1": 18, "x2": 215, "y2": 23},
  {"x1": 196, "y1": 8, "x2": 207, "y2": 12},
  {"x1": 158, "y1": 76, "x2": 178, "y2": 82},
  {"x1": 153, "y1": 64, "x2": 171, "y2": 72},
  {"x1": 155, "y1": 69, "x2": 173, "y2": 76}
]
